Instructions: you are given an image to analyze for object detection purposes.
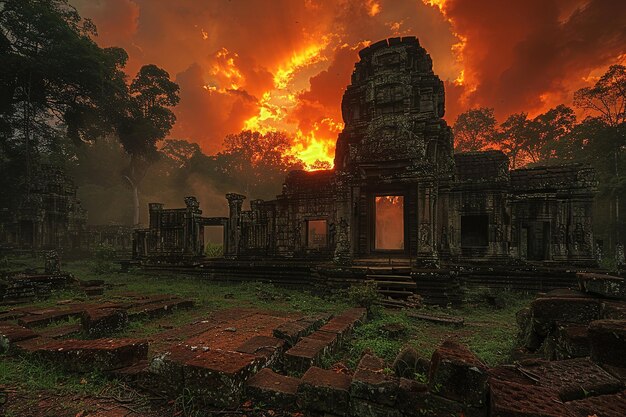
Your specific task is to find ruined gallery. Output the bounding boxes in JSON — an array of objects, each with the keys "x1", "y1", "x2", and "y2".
[{"x1": 135, "y1": 37, "x2": 597, "y2": 267}]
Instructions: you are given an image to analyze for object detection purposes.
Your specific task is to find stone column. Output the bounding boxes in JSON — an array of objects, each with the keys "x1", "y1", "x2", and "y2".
[
  {"x1": 333, "y1": 172, "x2": 352, "y2": 265},
  {"x1": 416, "y1": 181, "x2": 439, "y2": 267},
  {"x1": 225, "y1": 193, "x2": 245, "y2": 258}
]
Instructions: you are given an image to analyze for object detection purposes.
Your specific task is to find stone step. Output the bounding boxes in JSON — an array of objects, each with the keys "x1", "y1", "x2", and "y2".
[
  {"x1": 28, "y1": 338, "x2": 148, "y2": 372},
  {"x1": 245, "y1": 368, "x2": 301, "y2": 409}
]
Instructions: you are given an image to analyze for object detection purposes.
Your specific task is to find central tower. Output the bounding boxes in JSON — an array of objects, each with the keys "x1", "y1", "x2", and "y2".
[
  {"x1": 333, "y1": 37, "x2": 454, "y2": 265},
  {"x1": 334, "y1": 36, "x2": 454, "y2": 175}
]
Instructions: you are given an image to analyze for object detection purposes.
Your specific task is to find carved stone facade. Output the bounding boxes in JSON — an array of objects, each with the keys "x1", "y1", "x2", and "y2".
[
  {"x1": 133, "y1": 196, "x2": 227, "y2": 262},
  {"x1": 139, "y1": 37, "x2": 597, "y2": 266},
  {"x1": 0, "y1": 165, "x2": 87, "y2": 250}
]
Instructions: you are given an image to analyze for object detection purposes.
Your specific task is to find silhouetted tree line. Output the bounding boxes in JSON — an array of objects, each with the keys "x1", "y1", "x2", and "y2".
[{"x1": 453, "y1": 65, "x2": 626, "y2": 252}]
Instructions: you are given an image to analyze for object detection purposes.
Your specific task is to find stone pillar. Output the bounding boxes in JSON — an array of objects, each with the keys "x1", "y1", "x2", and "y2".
[
  {"x1": 416, "y1": 181, "x2": 439, "y2": 267},
  {"x1": 184, "y1": 196, "x2": 201, "y2": 256},
  {"x1": 333, "y1": 173, "x2": 352, "y2": 265},
  {"x1": 225, "y1": 193, "x2": 245, "y2": 258}
]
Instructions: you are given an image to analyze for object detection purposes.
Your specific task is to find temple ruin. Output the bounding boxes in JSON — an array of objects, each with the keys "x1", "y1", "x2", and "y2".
[{"x1": 136, "y1": 36, "x2": 597, "y2": 267}]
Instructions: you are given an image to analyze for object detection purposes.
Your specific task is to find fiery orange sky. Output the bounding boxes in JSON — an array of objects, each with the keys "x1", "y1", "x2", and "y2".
[{"x1": 73, "y1": 0, "x2": 626, "y2": 168}]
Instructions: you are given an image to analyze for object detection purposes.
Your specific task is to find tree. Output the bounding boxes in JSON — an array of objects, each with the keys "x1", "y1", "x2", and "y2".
[
  {"x1": 574, "y1": 65, "x2": 626, "y2": 248},
  {"x1": 0, "y1": 0, "x2": 128, "y2": 170},
  {"x1": 526, "y1": 105, "x2": 577, "y2": 163},
  {"x1": 117, "y1": 65, "x2": 180, "y2": 226},
  {"x1": 215, "y1": 130, "x2": 303, "y2": 197},
  {"x1": 453, "y1": 107, "x2": 497, "y2": 152},
  {"x1": 497, "y1": 113, "x2": 532, "y2": 169}
]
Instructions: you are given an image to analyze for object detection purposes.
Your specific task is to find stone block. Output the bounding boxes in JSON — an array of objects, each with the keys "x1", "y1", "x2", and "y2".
[
  {"x1": 127, "y1": 298, "x2": 193, "y2": 319},
  {"x1": 392, "y1": 345, "x2": 426, "y2": 378},
  {"x1": 518, "y1": 358, "x2": 623, "y2": 401},
  {"x1": 306, "y1": 330, "x2": 338, "y2": 350},
  {"x1": 395, "y1": 377, "x2": 480, "y2": 417},
  {"x1": 297, "y1": 313, "x2": 333, "y2": 331},
  {"x1": 350, "y1": 354, "x2": 399, "y2": 406},
  {"x1": 490, "y1": 379, "x2": 574, "y2": 417},
  {"x1": 553, "y1": 324, "x2": 589, "y2": 359},
  {"x1": 0, "y1": 324, "x2": 38, "y2": 353},
  {"x1": 82, "y1": 308, "x2": 128, "y2": 337},
  {"x1": 162, "y1": 346, "x2": 265, "y2": 408},
  {"x1": 530, "y1": 297, "x2": 601, "y2": 336},
  {"x1": 31, "y1": 338, "x2": 148, "y2": 372},
  {"x1": 17, "y1": 308, "x2": 82, "y2": 328},
  {"x1": 566, "y1": 390, "x2": 626, "y2": 417},
  {"x1": 235, "y1": 335, "x2": 285, "y2": 368},
  {"x1": 245, "y1": 367, "x2": 301, "y2": 409},
  {"x1": 589, "y1": 319, "x2": 626, "y2": 368},
  {"x1": 577, "y1": 272, "x2": 626, "y2": 300},
  {"x1": 350, "y1": 398, "x2": 402, "y2": 417},
  {"x1": 284, "y1": 337, "x2": 331, "y2": 372},
  {"x1": 298, "y1": 366, "x2": 351, "y2": 416},
  {"x1": 428, "y1": 341, "x2": 488, "y2": 407},
  {"x1": 602, "y1": 300, "x2": 626, "y2": 319},
  {"x1": 273, "y1": 322, "x2": 311, "y2": 346}
]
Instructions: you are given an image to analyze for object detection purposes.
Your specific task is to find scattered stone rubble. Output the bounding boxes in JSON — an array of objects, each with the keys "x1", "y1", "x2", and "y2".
[{"x1": 1, "y1": 271, "x2": 625, "y2": 416}]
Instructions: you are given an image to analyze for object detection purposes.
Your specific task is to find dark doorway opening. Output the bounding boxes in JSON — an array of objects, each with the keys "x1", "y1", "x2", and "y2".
[
  {"x1": 461, "y1": 215, "x2": 489, "y2": 247},
  {"x1": 307, "y1": 220, "x2": 328, "y2": 249},
  {"x1": 526, "y1": 221, "x2": 551, "y2": 261},
  {"x1": 374, "y1": 195, "x2": 404, "y2": 250},
  {"x1": 203, "y1": 225, "x2": 224, "y2": 258}
]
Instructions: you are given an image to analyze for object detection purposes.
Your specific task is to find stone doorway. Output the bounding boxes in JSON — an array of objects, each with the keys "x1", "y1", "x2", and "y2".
[{"x1": 374, "y1": 195, "x2": 405, "y2": 251}]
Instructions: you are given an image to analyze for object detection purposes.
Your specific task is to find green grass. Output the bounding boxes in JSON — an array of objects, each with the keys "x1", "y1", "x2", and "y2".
[{"x1": 1, "y1": 254, "x2": 533, "y2": 405}]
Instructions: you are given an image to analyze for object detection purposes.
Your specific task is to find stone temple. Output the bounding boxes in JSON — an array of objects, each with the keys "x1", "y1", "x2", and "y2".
[{"x1": 134, "y1": 37, "x2": 597, "y2": 268}]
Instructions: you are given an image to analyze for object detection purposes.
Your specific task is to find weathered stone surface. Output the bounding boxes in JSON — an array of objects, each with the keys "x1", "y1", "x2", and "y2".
[
  {"x1": 553, "y1": 324, "x2": 589, "y2": 359},
  {"x1": 82, "y1": 308, "x2": 128, "y2": 337},
  {"x1": 297, "y1": 313, "x2": 333, "y2": 331},
  {"x1": 235, "y1": 335, "x2": 284, "y2": 368},
  {"x1": 351, "y1": 354, "x2": 399, "y2": 406},
  {"x1": 298, "y1": 367, "x2": 351, "y2": 416},
  {"x1": 306, "y1": 329, "x2": 339, "y2": 350},
  {"x1": 530, "y1": 297, "x2": 601, "y2": 337},
  {"x1": 284, "y1": 337, "x2": 330, "y2": 372},
  {"x1": 490, "y1": 379, "x2": 574, "y2": 417},
  {"x1": 395, "y1": 377, "x2": 478, "y2": 417},
  {"x1": 127, "y1": 298, "x2": 193, "y2": 319},
  {"x1": 39, "y1": 323, "x2": 82, "y2": 339},
  {"x1": 566, "y1": 390, "x2": 626, "y2": 417},
  {"x1": 153, "y1": 345, "x2": 265, "y2": 408},
  {"x1": 0, "y1": 324, "x2": 38, "y2": 352},
  {"x1": 273, "y1": 321, "x2": 314, "y2": 346},
  {"x1": 30, "y1": 338, "x2": 148, "y2": 372},
  {"x1": 428, "y1": 341, "x2": 488, "y2": 407},
  {"x1": 588, "y1": 319, "x2": 626, "y2": 368},
  {"x1": 17, "y1": 307, "x2": 83, "y2": 328},
  {"x1": 602, "y1": 300, "x2": 626, "y2": 319},
  {"x1": 392, "y1": 346, "x2": 425, "y2": 378},
  {"x1": 245, "y1": 368, "x2": 301, "y2": 409},
  {"x1": 518, "y1": 358, "x2": 623, "y2": 401},
  {"x1": 577, "y1": 272, "x2": 626, "y2": 300},
  {"x1": 350, "y1": 398, "x2": 403, "y2": 417}
]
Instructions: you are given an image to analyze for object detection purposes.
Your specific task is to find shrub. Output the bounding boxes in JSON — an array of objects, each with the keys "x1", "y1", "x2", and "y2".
[
  {"x1": 89, "y1": 243, "x2": 116, "y2": 275},
  {"x1": 205, "y1": 243, "x2": 223, "y2": 258},
  {"x1": 348, "y1": 280, "x2": 380, "y2": 311}
]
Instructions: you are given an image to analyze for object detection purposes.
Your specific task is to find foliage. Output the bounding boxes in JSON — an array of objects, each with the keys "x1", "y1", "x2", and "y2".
[
  {"x1": 348, "y1": 280, "x2": 380, "y2": 311},
  {"x1": 453, "y1": 107, "x2": 497, "y2": 152},
  {"x1": 204, "y1": 242, "x2": 223, "y2": 258},
  {"x1": 89, "y1": 243, "x2": 116, "y2": 274}
]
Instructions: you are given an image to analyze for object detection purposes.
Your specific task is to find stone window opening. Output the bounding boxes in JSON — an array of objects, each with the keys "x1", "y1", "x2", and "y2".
[
  {"x1": 203, "y1": 225, "x2": 224, "y2": 258},
  {"x1": 461, "y1": 215, "x2": 489, "y2": 247},
  {"x1": 307, "y1": 219, "x2": 328, "y2": 249}
]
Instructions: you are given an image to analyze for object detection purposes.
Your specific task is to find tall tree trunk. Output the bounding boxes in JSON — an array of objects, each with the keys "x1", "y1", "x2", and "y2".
[
  {"x1": 123, "y1": 175, "x2": 140, "y2": 227},
  {"x1": 132, "y1": 183, "x2": 140, "y2": 226}
]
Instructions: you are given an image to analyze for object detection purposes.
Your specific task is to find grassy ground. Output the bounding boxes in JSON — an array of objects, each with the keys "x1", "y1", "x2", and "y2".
[{"x1": 0, "y1": 254, "x2": 533, "y2": 416}]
